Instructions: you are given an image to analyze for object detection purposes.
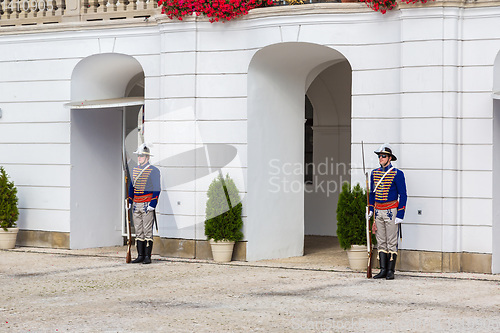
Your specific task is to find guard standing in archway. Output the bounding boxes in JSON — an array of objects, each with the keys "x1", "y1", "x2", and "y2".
[
  {"x1": 368, "y1": 144, "x2": 407, "y2": 280},
  {"x1": 128, "y1": 143, "x2": 161, "y2": 264}
]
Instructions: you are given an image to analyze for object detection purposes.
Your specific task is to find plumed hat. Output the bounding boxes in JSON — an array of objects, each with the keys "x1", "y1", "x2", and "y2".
[
  {"x1": 374, "y1": 143, "x2": 397, "y2": 161},
  {"x1": 133, "y1": 143, "x2": 154, "y2": 156}
]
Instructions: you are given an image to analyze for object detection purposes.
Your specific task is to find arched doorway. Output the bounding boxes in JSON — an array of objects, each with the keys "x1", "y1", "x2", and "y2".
[
  {"x1": 305, "y1": 60, "x2": 352, "y2": 238},
  {"x1": 69, "y1": 53, "x2": 145, "y2": 249},
  {"x1": 247, "y1": 43, "x2": 351, "y2": 261}
]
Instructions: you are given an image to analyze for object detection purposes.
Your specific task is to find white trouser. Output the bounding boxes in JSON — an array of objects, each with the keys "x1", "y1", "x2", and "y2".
[
  {"x1": 375, "y1": 207, "x2": 398, "y2": 259},
  {"x1": 132, "y1": 202, "x2": 154, "y2": 242}
]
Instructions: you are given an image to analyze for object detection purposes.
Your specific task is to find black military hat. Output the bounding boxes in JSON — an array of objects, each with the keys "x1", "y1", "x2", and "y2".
[{"x1": 374, "y1": 143, "x2": 397, "y2": 161}]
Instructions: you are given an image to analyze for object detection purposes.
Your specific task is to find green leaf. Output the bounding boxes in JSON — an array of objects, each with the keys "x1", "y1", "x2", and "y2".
[
  {"x1": 204, "y1": 174, "x2": 243, "y2": 242},
  {"x1": 336, "y1": 182, "x2": 375, "y2": 250},
  {"x1": 0, "y1": 167, "x2": 19, "y2": 231}
]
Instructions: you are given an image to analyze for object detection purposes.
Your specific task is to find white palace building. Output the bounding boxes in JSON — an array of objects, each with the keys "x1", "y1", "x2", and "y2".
[{"x1": 1, "y1": 0, "x2": 500, "y2": 273}]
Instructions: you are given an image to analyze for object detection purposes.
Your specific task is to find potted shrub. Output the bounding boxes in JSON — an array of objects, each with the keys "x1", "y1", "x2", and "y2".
[
  {"x1": 204, "y1": 173, "x2": 243, "y2": 262},
  {"x1": 336, "y1": 182, "x2": 375, "y2": 270},
  {"x1": 0, "y1": 166, "x2": 19, "y2": 249}
]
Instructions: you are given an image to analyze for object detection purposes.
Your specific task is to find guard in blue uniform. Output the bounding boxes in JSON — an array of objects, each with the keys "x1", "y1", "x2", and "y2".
[
  {"x1": 128, "y1": 143, "x2": 161, "y2": 264},
  {"x1": 368, "y1": 144, "x2": 407, "y2": 280}
]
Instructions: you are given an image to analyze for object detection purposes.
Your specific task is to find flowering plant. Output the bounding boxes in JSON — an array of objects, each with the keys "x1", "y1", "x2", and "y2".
[
  {"x1": 159, "y1": 0, "x2": 274, "y2": 23},
  {"x1": 364, "y1": 0, "x2": 433, "y2": 14}
]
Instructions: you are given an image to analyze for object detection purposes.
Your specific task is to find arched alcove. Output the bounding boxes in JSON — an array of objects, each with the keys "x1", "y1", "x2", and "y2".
[
  {"x1": 70, "y1": 53, "x2": 144, "y2": 103},
  {"x1": 305, "y1": 60, "x2": 352, "y2": 237},
  {"x1": 69, "y1": 53, "x2": 145, "y2": 249},
  {"x1": 247, "y1": 43, "x2": 351, "y2": 261}
]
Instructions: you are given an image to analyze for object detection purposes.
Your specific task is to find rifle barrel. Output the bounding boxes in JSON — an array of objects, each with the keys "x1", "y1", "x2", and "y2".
[{"x1": 362, "y1": 141, "x2": 373, "y2": 278}]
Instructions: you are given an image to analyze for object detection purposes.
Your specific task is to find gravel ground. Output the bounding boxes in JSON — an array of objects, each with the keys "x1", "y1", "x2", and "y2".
[{"x1": 1, "y1": 245, "x2": 499, "y2": 333}]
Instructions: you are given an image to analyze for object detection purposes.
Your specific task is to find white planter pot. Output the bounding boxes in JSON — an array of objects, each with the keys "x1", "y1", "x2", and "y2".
[
  {"x1": 347, "y1": 244, "x2": 368, "y2": 271},
  {"x1": 209, "y1": 239, "x2": 235, "y2": 262},
  {"x1": 0, "y1": 228, "x2": 18, "y2": 249}
]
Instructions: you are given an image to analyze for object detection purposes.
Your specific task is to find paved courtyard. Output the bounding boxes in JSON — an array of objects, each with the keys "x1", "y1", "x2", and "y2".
[{"x1": 1, "y1": 240, "x2": 499, "y2": 332}]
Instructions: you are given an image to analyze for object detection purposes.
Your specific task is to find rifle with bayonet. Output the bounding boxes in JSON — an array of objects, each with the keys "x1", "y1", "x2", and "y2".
[
  {"x1": 122, "y1": 144, "x2": 133, "y2": 264},
  {"x1": 362, "y1": 141, "x2": 374, "y2": 278}
]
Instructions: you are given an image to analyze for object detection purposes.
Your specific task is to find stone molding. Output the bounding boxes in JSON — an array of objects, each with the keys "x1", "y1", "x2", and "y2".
[
  {"x1": 15, "y1": 230, "x2": 492, "y2": 273},
  {"x1": 397, "y1": 249, "x2": 492, "y2": 274},
  {"x1": 17, "y1": 230, "x2": 70, "y2": 249},
  {"x1": 153, "y1": 236, "x2": 247, "y2": 261}
]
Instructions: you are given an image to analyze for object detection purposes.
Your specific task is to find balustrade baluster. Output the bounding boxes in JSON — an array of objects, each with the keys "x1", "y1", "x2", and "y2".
[
  {"x1": 146, "y1": 0, "x2": 156, "y2": 10},
  {"x1": 15, "y1": 1, "x2": 23, "y2": 19},
  {"x1": 108, "y1": 0, "x2": 116, "y2": 12},
  {"x1": 26, "y1": 0, "x2": 36, "y2": 19},
  {"x1": 38, "y1": 0, "x2": 47, "y2": 17},
  {"x1": 28, "y1": 0, "x2": 42, "y2": 19},
  {"x1": 14, "y1": 1, "x2": 21, "y2": 19},
  {"x1": 88, "y1": 0, "x2": 98, "y2": 13},
  {"x1": 47, "y1": 0, "x2": 54, "y2": 16},
  {"x1": 129, "y1": 0, "x2": 136, "y2": 11},
  {"x1": 0, "y1": 0, "x2": 6, "y2": 20},
  {"x1": 0, "y1": 0, "x2": 5, "y2": 20},
  {"x1": 48, "y1": 0, "x2": 59, "y2": 16},
  {"x1": 57, "y1": 0, "x2": 65, "y2": 15},
  {"x1": 82, "y1": 0, "x2": 88, "y2": 14},
  {"x1": 5, "y1": 0, "x2": 15, "y2": 19},
  {"x1": 115, "y1": 0, "x2": 126, "y2": 12},
  {"x1": 8, "y1": 0, "x2": 16, "y2": 20},
  {"x1": 97, "y1": 0, "x2": 108, "y2": 13}
]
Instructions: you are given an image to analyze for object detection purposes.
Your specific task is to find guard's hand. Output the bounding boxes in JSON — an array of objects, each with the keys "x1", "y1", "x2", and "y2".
[
  {"x1": 147, "y1": 206, "x2": 155, "y2": 212},
  {"x1": 395, "y1": 218, "x2": 403, "y2": 224},
  {"x1": 127, "y1": 203, "x2": 131, "y2": 210},
  {"x1": 367, "y1": 211, "x2": 373, "y2": 220}
]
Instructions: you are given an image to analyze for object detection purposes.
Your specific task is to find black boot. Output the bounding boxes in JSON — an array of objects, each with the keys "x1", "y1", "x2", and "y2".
[
  {"x1": 386, "y1": 253, "x2": 397, "y2": 280},
  {"x1": 373, "y1": 251, "x2": 388, "y2": 279},
  {"x1": 131, "y1": 240, "x2": 145, "y2": 263},
  {"x1": 143, "y1": 240, "x2": 153, "y2": 264}
]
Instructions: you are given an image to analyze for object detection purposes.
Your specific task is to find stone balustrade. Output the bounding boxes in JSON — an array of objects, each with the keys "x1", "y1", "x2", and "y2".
[
  {"x1": 2, "y1": 1, "x2": 499, "y2": 29},
  {"x1": 0, "y1": 0, "x2": 158, "y2": 27}
]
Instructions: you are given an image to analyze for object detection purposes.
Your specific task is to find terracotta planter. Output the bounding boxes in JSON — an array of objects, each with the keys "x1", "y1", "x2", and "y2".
[
  {"x1": 346, "y1": 244, "x2": 368, "y2": 271},
  {"x1": 209, "y1": 239, "x2": 235, "y2": 262},
  {"x1": 0, "y1": 228, "x2": 19, "y2": 249}
]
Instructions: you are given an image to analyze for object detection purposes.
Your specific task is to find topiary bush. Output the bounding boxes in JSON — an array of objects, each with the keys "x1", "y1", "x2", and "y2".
[
  {"x1": 0, "y1": 166, "x2": 19, "y2": 231},
  {"x1": 204, "y1": 173, "x2": 243, "y2": 242},
  {"x1": 336, "y1": 182, "x2": 372, "y2": 250}
]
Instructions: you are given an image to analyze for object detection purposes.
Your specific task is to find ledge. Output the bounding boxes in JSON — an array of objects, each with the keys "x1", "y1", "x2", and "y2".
[{"x1": 3, "y1": 1, "x2": 500, "y2": 36}]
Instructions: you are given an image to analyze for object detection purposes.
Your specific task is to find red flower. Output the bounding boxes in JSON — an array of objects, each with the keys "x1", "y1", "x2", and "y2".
[
  {"x1": 364, "y1": 0, "x2": 434, "y2": 13},
  {"x1": 158, "y1": 0, "x2": 272, "y2": 22}
]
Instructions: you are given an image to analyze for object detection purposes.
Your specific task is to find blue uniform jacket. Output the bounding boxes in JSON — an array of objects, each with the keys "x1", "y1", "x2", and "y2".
[
  {"x1": 369, "y1": 163, "x2": 407, "y2": 219},
  {"x1": 128, "y1": 162, "x2": 161, "y2": 209}
]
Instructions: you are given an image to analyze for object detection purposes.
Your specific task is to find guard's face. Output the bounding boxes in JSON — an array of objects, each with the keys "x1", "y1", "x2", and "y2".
[
  {"x1": 378, "y1": 154, "x2": 391, "y2": 167},
  {"x1": 138, "y1": 154, "x2": 149, "y2": 165}
]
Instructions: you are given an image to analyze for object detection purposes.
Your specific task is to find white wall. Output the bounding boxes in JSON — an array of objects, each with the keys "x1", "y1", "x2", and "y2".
[
  {"x1": 155, "y1": 22, "x2": 248, "y2": 242},
  {"x1": 1, "y1": 4, "x2": 500, "y2": 266},
  {"x1": 0, "y1": 39, "x2": 74, "y2": 233}
]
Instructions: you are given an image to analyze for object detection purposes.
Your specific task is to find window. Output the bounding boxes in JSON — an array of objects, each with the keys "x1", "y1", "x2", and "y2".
[{"x1": 305, "y1": 95, "x2": 313, "y2": 183}]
